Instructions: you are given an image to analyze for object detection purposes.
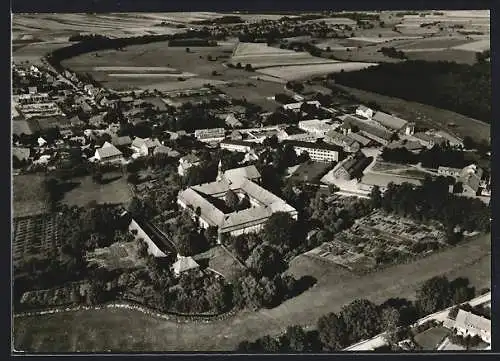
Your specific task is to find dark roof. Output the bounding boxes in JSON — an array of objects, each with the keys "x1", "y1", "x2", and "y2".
[
  {"x1": 338, "y1": 152, "x2": 371, "y2": 177},
  {"x1": 284, "y1": 140, "x2": 343, "y2": 152},
  {"x1": 342, "y1": 115, "x2": 393, "y2": 141},
  {"x1": 221, "y1": 138, "x2": 257, "y2": 147},
  {"x1": 112, "y1": 135, "x2": 133, "y2": 147},
  {"x1": 282, "y1": 126, "x2": 307, "y2": 135}
]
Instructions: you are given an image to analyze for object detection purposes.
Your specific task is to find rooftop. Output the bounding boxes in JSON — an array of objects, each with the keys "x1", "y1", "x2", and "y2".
[
  {"x1": 284, "y1": 139, "x2": 344, "y2": 152},
  {"x1": 455, "y1": 309, "x2": 491, "y2": 334},
  {"x1": 373, "y1": 111, "x2": 408, "y2": 131}
]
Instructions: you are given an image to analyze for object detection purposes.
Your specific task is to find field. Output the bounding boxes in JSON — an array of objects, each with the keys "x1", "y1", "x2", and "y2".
[
  {"x1": 414, "y1": 326, "x2": 449, "y2": 350},
  {"x1": 333, "y1": 84, "x2": 490, "y2": 144},
  {"x1": 289, "y1": 161, "x2": 332, "y2": 183},
  {"x1": 256, "y1": 62, "x2": 378, "y2": 81},
  {"x1": 61, "y1": 41, "x2": 248, "y2": 91},
  {"x1": 218, "y1": 79, "x2": 285, "y2": 111},
  {"x1": 61, "y1": 173, "x2": 132, "y2": 207},
  {"x1": 230, "y1": 42, "x2": 340, "y2": 69},
  {"x1": 13, "y1": 174, "x2": 49, "y2": 218},
  {"x1": 86, "y1": 241, "x2": 146, "y2": 271},
  {"x1": 13, "y1": 232, "x2": 490, "y2": 351},
  {"x1": 13, "y1": 214, "x2": 63, "y2": 266}
]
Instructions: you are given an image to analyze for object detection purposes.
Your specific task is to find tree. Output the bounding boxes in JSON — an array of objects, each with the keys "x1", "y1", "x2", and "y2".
[
  {"x1": 285, "y1": 325, "x2": 309, "y2": 352},
  {"x1": 261, "y1": 212, "x2": 296, "y2": 248},
  {"x1": 92, "y1": 170, "x2": 103, "y2": 184},
  {"x1": 369, "y1": 185, "x2": 382, "y2": 209},
  {"x1": 185, "y1": 47, "x2": 190, "y2": 53},
  {"x1": 246, "y1": 243, "x2": 285, "y2": 278},
  {"x1": 381, "y1": 307, "x2": 401, "y2": 345},
  {"x1": 415, "y1": 276, "x2": 451, "y2": 316},
  {"x1": 317, "y1": 312, "x2": 348, "y2": 350},
  {"x1": 341, "y1": 299, "x2": 382, "y2": 344},
  {"x1": 245, "y1": 64, "x2": 254, "y2": 72},
  {"x1": 225, "y1": 189, "x2": 239, "y2": 211},
  {"x1": 127, "y1": 172, "x2": 140, "y2": 184}
]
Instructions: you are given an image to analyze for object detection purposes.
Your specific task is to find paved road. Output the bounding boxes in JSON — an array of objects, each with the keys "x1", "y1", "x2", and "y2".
[{"x1": 15, "y1": 233, "x2": 490, "y2": 352}]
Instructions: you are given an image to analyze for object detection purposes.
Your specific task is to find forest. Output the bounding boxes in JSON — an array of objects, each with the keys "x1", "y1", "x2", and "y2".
[{"x1": 333, "y1": 61, "x2": 491, "y2": 123}]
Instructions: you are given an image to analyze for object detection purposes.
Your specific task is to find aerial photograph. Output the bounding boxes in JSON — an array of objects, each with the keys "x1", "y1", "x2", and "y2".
[{"x1": 12, "y1": 9, "x2": 491, "y2": 353}]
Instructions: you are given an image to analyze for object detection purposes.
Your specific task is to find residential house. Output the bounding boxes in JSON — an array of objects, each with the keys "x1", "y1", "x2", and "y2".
[
  {"x1": 178, "y1": 153, "x2": 202, "y2": 176},
  {"x1": 325, "y1": 129, "x2": 361, "y2": 153},
  {"x1": 454, "y1": 309, "x2": 491, "y2": 344},
  {"x1": 282, "y1": 100, "x2": 321, "y2": 113},
  {"x1": 94, "y1": 141, "x2": 123, "y2": 164},
  {"x1": 153, "y1": 145, "x2": 181, "y2": 158},
  {"x1": 412, "y1": 132, "x2": 448, "y2": 149},
  {"x1": 355, "y1": 105, "x2": 374, "y2": 119},
  {"x1": 340, "y1": 115, "x2": 394, "y2": 146},
  {"x1": 284, "y1": 140, "x2": 343, "y2": 163},
  {"x1": 111, "y1": 135, "x2": 133, "y2": 149},
  {"x1": 172, "y1": 255, "x2": 200, "y2": 277},
  {"x1": 131, "y1": 137, "x2": 162, "y2": 157}
]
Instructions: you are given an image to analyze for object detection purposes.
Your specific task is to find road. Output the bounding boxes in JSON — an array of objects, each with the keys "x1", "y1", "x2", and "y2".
[
  {"x1": 344, "y1": 292, "x2": 491, "y2": 351},
  {"x1": 14, "y1": 232, "x2": 490, "y2": 352}
]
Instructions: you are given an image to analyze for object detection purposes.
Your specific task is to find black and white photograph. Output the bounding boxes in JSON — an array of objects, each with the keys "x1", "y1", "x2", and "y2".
[{"x1": 11, "y1": 6, "x2": 492, "y2": 354}]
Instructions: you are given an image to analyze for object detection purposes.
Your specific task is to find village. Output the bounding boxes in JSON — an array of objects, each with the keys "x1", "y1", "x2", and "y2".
[{"x1": 12, "y1": 10, "x2": 491, "y2": 354}]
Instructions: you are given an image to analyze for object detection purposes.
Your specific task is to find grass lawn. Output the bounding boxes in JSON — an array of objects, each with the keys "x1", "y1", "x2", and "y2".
[
  {"x1": 334, "y1": 84, "x2": 490, "y2": 144},
  {"x1": 62, "y1": 173, "x2": 132, "y2": 207},
  {"x1": 414, "y1": 326, "x2": 449, "y2": 350},
  {"x1": 289, "y1": 161, "x2": 333, "y2": 183},
  {"x1": 13, "y1": 174, "x2": 49, "y2": 218}
]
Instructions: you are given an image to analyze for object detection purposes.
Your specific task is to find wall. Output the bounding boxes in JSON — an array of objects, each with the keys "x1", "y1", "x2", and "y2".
[{"x1": 128, "y1": 219, "x2": 167, "y2": 258}]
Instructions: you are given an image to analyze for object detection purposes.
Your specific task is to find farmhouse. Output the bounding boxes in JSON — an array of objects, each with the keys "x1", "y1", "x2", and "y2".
[
  {"x1": 340, "y1": 115, "x2": 394, "y2": 146},
  {"x1": 355, "y1": 105, "x2": 374, "y2": 119},
  {"x1": 177, "y1": 164, "x2": 297, "y2": 240},
  {"x1": 94, "y1": 141, "x2": 123, "y2": 164},
  {"x1": 112, "y1": 135, "x2": 133, "y2": 148},
  {"x1": 438, "y1": 166, "x2": 463, "y2": 178},
  {"x1": 282, "y1": 100, "x2": 321, "y2": 112},
  {"x1": 386, "y1": 139, "x2": 425, "y2": 153},
  {"x1": 454, "y1": 309, "x2": 491, "y2": 344},
  {"x1": 178, "y1": 153, "x2": 202, "y2": 176},
  {"x1": 283, "y1": 140, "x2": 343, "y2": 163},
  {"x1": 195, "y1": 128, "x2": 226, "y2": 143}
]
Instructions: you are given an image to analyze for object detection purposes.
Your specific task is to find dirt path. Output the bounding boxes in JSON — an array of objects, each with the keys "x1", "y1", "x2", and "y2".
[{"x1": 14, "y1": 234, "x2": 490, "y2": 352}]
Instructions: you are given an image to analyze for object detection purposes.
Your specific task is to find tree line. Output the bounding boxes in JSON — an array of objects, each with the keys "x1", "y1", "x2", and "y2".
[
  {"x1": 333, "y1": 60, "x2": 491, "y2": 123},
  {"x1": 237, "y1": 275, "x2": 478, "y2": 352}
]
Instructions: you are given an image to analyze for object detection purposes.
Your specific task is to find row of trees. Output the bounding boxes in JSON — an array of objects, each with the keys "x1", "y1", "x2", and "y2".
[
  {"x1": 381, "y1": 144, "x2": 470, "y2": 169},
  {"x1": 237, "y1": 275, "x2": 479, "y2": 352}
]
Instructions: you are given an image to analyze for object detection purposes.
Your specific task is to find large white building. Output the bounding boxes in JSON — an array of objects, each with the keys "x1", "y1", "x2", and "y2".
[
  {"x1": 284, "y1": 140, "x2": 343, "y2": 163},
  {"x1": 94, "y1": 141, "x2": 123, "y2": 164},
  {"x1": 298, "y1": 118, "x2": 338, "y2": 138},
  {"x1": 194, "y1": 128, "x2": 226, "y2": 143},
  {"x1": 177, "y1": 164, "x2": 297, "y2": 240},
  {"x1": 454, "y1": 309, "x2": 491, "y2": 344}
]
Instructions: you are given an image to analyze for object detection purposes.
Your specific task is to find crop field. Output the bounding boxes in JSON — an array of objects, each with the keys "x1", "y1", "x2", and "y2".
[
  {"x1": 86, "y1": 241, "x2": 146, "y2": 271},
  {"x1": 404, "y1": 49, "x2": 478, "y2": 65},
  {"x1": 62, "y1": 42, "x2": 242, "y2": 91},
  {"x1": 13, "y1": 174, "x2": 49, "y2": 218},
  {"x1": 256, "y1": 62, "x2": 378, "y2": 81},
  {"x1": 218, "y1": 79, "x2": 285, "y2": 111},
  {"x1": 61, "y1": 173, "x2": 132, "y2": 207},
  {"x1": 396, "y1": 36, "x2": 475, "y2": 50},
  {"x1": 348, "y1": 36, "x2": 424, "y2": 44},
  {"x1": 230, "y1": 42, "x2": 339, "y2": 69},
  {"x1": 14, "y1": 233, "x2": 490, "y2": 352},
  {"x1": 334, "y1": 85, "x2": 490, "y2": 144}
]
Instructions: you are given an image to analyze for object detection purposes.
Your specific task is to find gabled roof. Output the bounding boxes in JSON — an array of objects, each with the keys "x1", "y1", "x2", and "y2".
[
  {"x1": 153, "y1": 145, "x2": 181, "y2": 157},
  {"x1": 346, "y1": 132, "x2": 372, "y2": 146},
  {"x1": 172, "y1": 256, "x2": 200, "y2": 274},
  {"x1": 224, "y1": 165, "x2": 261, "y2": 184},
  {"x1": 96, "y1": 142, "x2": 122, "y2": 159},
  {"x1": 373, "y1": 111, "x2": 408, "y2": 131},
  {"x1": 225, "y1": 114, "x2": 243, "y2": 127},
  {"x1": 112, "y1": 135, "x2": 133, "y2": 147},
  {"x1": 132, "y1": 137, "x2": 161, "y2": 149},
  {"x1": 455, "y1": 309, "x2": 491, "y2": 335}
]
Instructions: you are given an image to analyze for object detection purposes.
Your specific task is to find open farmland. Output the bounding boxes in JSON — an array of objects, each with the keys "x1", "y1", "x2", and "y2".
[
  {"x1": 451, "y1": 39, "x2": 490, "y2": 52},
  {"x1": 230, "y1": 42, "x2": 340, "y2": 69},
  {"x1": 256, "y1": 62, "x2": 378, "y2": 81},
  {"x1": 333, "y1": 84, "x2": 490, "y2": 143},
  {"x1": 14, "y1": 233, "x2": 490, "y2": 352},
  {"x1": 13, "y1": 174, "x2": 49, "y2": 218}
]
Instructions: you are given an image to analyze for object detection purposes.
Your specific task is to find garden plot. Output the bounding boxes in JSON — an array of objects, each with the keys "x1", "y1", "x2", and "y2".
[
  {"x1": 13, "y1": 174, "x2": 49, "y2": 218},
  {"x1": 304, "y1": 210, "x2": 447, "y2": 273},
  {"x1": 86, "y1": 241, "x2": 147, "y2": 271},
  {"x1": 256, "y1": 62, "x2": 378, "y2": 81}
]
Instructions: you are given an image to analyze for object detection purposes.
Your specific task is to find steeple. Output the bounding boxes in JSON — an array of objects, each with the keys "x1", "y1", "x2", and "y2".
[{"x1": 216, "y1": 159, "x2": 223, "y2": 181}]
